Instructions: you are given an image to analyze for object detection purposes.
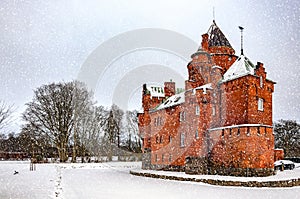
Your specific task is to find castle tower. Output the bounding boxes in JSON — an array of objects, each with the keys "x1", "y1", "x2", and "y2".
[{"x1": 201, "y1": 20, "x2": 237, "y2": 74}]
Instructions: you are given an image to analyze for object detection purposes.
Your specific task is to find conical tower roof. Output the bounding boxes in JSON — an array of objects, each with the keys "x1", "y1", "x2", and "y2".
[{"x1": 207, "y1": 20, "x2": 232, "y2": 48}]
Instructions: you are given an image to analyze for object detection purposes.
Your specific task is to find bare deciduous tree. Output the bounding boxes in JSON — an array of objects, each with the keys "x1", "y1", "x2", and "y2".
[
  {"x1": 77, "y1": 105, "x2": 107, "y2": 161},
  {"x1": 22, "y1": 81, "x2": 93, "y2": 162},
  {"x1": 0, "y1": 100, "x2": 13, "y2": 130},
  {"x1": 103, "y1": 104, "x2": 124, "y2": 161},
  {"x1": 274, "y1": 120, "x2": 300, "y2": 157}
]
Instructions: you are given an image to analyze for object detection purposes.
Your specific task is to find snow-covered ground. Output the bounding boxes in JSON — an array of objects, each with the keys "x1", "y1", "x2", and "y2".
[{"x1": 1, "y1": 161, "x2": 300, "y2": 199}]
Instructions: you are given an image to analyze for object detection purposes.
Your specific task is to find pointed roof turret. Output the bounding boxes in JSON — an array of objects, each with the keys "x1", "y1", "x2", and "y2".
[
  {"x1": 207, "y1": 20, "x2": 232, "y2": 48},
  {"x1": 222, "y1": 54, "x2": 255, "y2": 82}
]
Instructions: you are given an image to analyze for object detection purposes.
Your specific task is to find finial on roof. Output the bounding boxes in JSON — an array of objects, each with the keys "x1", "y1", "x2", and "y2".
[
  {"x1": 239, "y1": 26, "x2": 244, "y2": 55},
  {"x1": 213, "y1": 6, "x2": 215, "y2": 21}
]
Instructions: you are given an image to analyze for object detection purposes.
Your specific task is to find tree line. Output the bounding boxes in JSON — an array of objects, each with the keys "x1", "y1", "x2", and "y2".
[{"x1": 0, "y1": 81, "x2": 141, "y2": 162}]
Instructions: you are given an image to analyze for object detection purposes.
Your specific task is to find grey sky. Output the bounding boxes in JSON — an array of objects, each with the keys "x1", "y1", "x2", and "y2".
[{"x1": 0, "y1": 0, "x2": 299, "y2": 132}]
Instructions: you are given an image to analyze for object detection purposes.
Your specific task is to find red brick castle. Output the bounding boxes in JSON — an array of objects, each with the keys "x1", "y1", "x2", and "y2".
[{"x1": 138, "y1": 20, "x2": 279, "y2": 176}]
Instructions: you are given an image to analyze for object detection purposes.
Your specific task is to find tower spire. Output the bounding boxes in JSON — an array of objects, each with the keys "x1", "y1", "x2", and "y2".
[
  {"x1": 239, "y1": 26, "x2": 244, "y2": 55},
  {"x1": 213, "y1": 6, "x2": 215, "y2": 21}
]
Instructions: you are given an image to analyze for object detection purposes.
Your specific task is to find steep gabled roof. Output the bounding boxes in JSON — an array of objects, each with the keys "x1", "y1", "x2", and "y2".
[
  {"x1": 222, "y1": 54, "x2": 256, "y2": 82},
  {"x1": 207, "y1": 20, "x2": 232, "y2": 48}
]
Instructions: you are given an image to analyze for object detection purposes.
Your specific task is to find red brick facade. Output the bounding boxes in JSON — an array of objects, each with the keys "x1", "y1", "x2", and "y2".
[{"x1": 138, "y1": 20, "x2": 277, "y2": 176}]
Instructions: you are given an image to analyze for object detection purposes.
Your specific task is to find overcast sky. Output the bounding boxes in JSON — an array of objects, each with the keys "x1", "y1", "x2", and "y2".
[{"x1": 0, "y1": 0, "x2": 299, "y2": 132}]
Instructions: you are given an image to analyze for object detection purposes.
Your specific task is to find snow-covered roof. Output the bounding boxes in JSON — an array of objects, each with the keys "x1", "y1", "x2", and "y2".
[
  {"x1": 154, "y1": 83, "x2": 212, "y2": 111},
  {"x1": 155, "y1": 91, "x2": 185, "y2": 110},
  {"x1": 274, "y1": 160, "x2": 295, "y2": 166},
  {"x1": 222, "y1": 55, "x2": 255, "y2": 82},
  {"x1": 146, "y1": 85, "x2": 165, "y2": 98},
  {"x1": 208, "y1": 124, "x2": 273, "y2": 132},
  {"x1": 212, "y1": 65, "x2": 223, "y2": 70},
  {"x1": 193, "y1": 83, "x2": 212, "y2": 94}
]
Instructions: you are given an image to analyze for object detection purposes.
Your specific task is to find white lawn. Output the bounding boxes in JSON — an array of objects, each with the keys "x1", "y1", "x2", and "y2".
[{"x1": 0, "y1": 161, "x2": 300, "y2": 199}]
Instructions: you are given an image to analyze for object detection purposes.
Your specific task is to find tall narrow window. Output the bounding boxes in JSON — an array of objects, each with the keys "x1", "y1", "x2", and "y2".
[
  {"x1": 159, "y1": 117, "x2": 163, "y2": 125},
  {"x1": 212, "y1": 106, "x2": 216, "y2": 116},
  {"x1": 180, "y1": 132, "x2": 185, "y2": 147},
  {"x1": 195, "y1": 130, "x2": 199, "y2": 139},
  {"x1": 260, "y1": 76, "x2": 263, "y2": 88},
  {"x1": 162, "y1": 154, "x2": 164, "y2": 162},
  {"x1": 195, "y1": 105, "x2": 200, "y2": 115},
  {"x1": 169, "y1": 135, "x2": 172, "y2": 143},
  {"x1": 258, "y1": 98, "x2": 264, "y2": 111},
  {"x1": 179, "y1": 111, "x2": 186, "y2": 121}
]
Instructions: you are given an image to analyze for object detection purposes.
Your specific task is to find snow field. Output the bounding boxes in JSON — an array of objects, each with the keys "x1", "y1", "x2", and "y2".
[{"x1": 1, "y1": 161, "x2": 300, "y2": 199}]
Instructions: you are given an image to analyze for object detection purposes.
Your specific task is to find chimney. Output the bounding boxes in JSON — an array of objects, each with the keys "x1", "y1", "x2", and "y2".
[
  {"x1": 142, "y1": 84, "x2": 151, "y2": 111},
  {"x1": 201, "y1": 34, "x2": 209, "y2": 52},
  {"x1": 164, "y1": 80, "x2": 175, "y2": 97}
]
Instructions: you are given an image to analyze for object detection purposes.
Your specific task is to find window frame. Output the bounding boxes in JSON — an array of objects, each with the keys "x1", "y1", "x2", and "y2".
[
  {"x1": 180, "y1": 132, "x2": 185, "y2": 147},
  {"x1": 258, "y1": 98, "x2": 264, "y2": 111},
  {"x1": 195, "y1": 105, "x2": 200, "y2": 115},
  {"x1": 195, "y1": 129, "x2": 199, "y2": 139}
]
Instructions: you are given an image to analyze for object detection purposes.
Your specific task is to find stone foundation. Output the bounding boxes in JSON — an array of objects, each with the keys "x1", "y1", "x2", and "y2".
[
  {"x1": 209, "y1": 167, "x2": 275, "y2": 177},
  {"x1": 141, "y1": 152, "x2": 151, "y2": 169},
  {"x1": 184, "y1": 156, "x2": 274, "y2": 177},
  {"x1": 130, "y1": 170, "x2": 300, "y2": 187},
  {"x1": 185, "y1": 157, "x2": 209, "y2": 174}
]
